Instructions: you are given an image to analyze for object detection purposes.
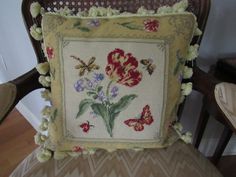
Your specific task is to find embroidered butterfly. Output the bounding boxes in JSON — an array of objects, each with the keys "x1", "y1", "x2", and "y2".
[
  {"x1": 124, "y1": 105, "x2": 154, "y2": 131},
  {"x1": 71, "y1": 55, "x2": 100, "y2": 76},
  {"x1": 140, "y1": 58, "x2": 156, "y2": 75}
]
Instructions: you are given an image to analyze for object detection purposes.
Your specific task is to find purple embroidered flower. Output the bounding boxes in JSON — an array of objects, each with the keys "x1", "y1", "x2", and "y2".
[
  {"x1": 74, "y1": 79, "x2": 84, "y2": 92},
  {"x1": 110, "y1": 86, "x2": 119, "y2": 98},
  {"x1": 88, "y1": 19, "x2": 100, "y2": 27},
  {"x1": 93, "y1": 73, "x2": 104, "y2": 82},
  {"x1": 97, "y1": 90, "x2": 107, "y2": 102},
  {"x1": 86, "y1": 79, "x2": 94, "y2": 89}
]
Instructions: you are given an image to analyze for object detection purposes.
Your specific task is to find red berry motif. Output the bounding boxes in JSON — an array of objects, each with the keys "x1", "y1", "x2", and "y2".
[
  {"x1": 143, "y1": 19, "x2": 159, "y2": 32},
  {"x1": 46, "y1": 47, "x2": 54, "y2": 59},
  {"x1": 73, "y1": 146, "x2": 83, "y2": 152},
  {"x1": 80, "y1": 121, "x2": 94, "y2": 133},
  {"x1": 124, "y1": 105, "x2": 154, "y2": 132}
]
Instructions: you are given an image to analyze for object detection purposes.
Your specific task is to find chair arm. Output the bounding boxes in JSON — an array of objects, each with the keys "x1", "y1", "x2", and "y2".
[
  {"x1": 192, "y1": 66, "x2": 219, "y2": 96},
  {"x1": 0, "y1": 68, "x2": 42, "y2": 124}
]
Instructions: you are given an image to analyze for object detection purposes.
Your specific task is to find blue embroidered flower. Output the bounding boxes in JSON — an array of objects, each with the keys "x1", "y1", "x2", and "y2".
[
  {"x1": 93, "y1": 73, "x2": 104, "y2": 82},
  {"x1": 110, "y1": 86, "x2": 119, "y2": 98},
  {"x1": 97, "y1": 90, "x2": 107, "y2": 102},
  {"x1": 74, "y1": 79, "x2": 84, "y2": 92},
  {"x1": 88, "y1": 19, "x2": 100, "y2": 27}
]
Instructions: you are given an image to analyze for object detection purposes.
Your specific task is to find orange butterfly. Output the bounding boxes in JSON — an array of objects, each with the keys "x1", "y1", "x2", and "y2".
[{"x1": 124, "y1": 105, "x2": 154, "y2": 131}]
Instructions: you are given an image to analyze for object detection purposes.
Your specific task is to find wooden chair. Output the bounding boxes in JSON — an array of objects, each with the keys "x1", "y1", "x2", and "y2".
[
  {"x1": 0, "y1": 0, "x2": 224, "y2": 176},
  {"x1": 0, "y1": 0, "x2": 210, "y2": 123},
  {"x1": 193, "y1": 59, "x2": 236, "y2": 165}
]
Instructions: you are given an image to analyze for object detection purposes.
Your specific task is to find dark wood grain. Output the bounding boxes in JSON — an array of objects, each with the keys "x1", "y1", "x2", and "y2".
[
  {"x1": 194, "y1": 63, "x2": 236, "y2": 165},
  {"x1": 211, "y1": 127, "x2": 233, "y2": 165}
]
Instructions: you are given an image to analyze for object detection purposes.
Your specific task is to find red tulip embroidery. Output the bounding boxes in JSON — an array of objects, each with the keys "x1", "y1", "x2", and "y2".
[
  {"x1": 124, "y1": 105, "x2": 154, "y2": 131},
  {"x1": 80, "y1": 121, "x2": 94, "y2": 133},
  {"x1": 105, "y1": 48, "x2": 142, "y2": 87},
  {"x1": 75, "y1": 49, "x2": 143, "y2": 137},
  {"x1": 46, "y1": 47, "x2": 54, "y2": 59},
  {"x1": 143, "y1": 19, "x2": 159, "y2": 32},
  {"x1": 73, "y1": 146, "x2": 83, "y2": 152}
]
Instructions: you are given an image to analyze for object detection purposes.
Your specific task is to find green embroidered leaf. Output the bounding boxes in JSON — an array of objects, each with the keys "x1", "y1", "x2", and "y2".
[
  {"x1": 111, "y1": 94, "x2": 137, "y2": 113},
  {"x1": 78, "y1": 26, "x2": 90, "y2": 32},
  {"x1": 96, "y1": 86, "x2": 103, "y2": 93},
  {"x1": 118, "y1": 22, "x2": 142, "y2": 30},
  {"x1": 91, "y1": 103, "x2": 112, "y2": 137},
  {"x1": 93, "y1": 95, "x2": 98, "y2": 99},
  {"x1": 110, "y1": 94, "x2": 137, "y2": 119},
  {"x1": 50, "y1": 109, "x2": 57, "y2": 123},
  {"x1": 76, "y1": 99, "x2": 94, "y2": 118},
  {"x1": 73, "y1": 21, "x2": 81, "y2": 27},
  {"x1": 174, "y1": 50, "x2": 185, "y2": 75},
  {"x1": 50, "y1": 67, "x2": 56, "y2": 80},
  {"x1": 91, "y1": 103, "x2": 106, "y2": 118},
  {"x1": 87, "y1": 91, "x2": 96, "y2": 96}
]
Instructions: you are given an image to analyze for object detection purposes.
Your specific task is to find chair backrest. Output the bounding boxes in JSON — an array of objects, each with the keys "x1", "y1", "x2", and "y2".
[{"x1": 22, "y1": 0, "x2": 211, "y2": 63}]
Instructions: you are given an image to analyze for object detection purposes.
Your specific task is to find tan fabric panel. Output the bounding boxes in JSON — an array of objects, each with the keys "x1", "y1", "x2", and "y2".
[
  {"x1": 10, "y1": 140, "x2": 223, "y2": 177},
  {"x1": 215, "y1": 82, "x2": 236, "y2": 128},
  {"x1": 0, "y1": 83, "x2": 16, "y2": 120}
]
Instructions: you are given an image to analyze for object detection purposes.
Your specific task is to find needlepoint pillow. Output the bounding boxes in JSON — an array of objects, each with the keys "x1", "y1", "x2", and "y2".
[{"x1": 41, "y1": 12, "x2": 196, "y2": 153}]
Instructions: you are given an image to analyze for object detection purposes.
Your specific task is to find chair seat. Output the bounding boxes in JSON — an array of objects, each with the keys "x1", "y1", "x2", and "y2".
[
  {"x1": 10, "y1": 140, "x2": 222, "y2": 177},
  {"x1": 215, "y1": 82, "x2": 236, "y2": 129}
]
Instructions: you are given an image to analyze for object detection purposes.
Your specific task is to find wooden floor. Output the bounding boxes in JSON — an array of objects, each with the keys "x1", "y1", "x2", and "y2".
[
  {"x1": 0, "y1": 109, "x2": 235, "y2": 177},
  {"x1": 0, "y1": 109, "x2": 37, "y2": 177}
]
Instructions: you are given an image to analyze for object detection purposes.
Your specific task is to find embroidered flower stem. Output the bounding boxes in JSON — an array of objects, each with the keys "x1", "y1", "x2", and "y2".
[{"x1": 106, "y1": 80, "x2": 113, "y2": 102}]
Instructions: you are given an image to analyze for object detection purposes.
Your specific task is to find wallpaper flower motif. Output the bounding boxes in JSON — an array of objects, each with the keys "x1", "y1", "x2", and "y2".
[{"x1": 75, "y1": 49, "x2": 143, "y2": 137}]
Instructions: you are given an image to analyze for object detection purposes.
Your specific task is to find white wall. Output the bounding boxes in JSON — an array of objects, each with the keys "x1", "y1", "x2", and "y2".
[
  {"x1": 0, "y1": 0, "x2": 236, "y2": 154},
  {"x1": 0, "y1": 0, "x2": 44, "y2": 130},
  {"x1": 181, "y1": 0, "x2": 236, "y2": 156}
]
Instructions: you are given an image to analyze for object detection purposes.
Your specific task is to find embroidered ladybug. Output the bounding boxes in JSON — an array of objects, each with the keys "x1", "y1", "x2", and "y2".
[{"x1": 80, "y1": 121, "x2": 94, "y2": 133}]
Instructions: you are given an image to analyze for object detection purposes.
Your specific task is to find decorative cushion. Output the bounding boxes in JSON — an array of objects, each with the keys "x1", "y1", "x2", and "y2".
[
  {"x1": 10, "y1": 140, "x2": 223, "y2": 177},
  {"x1": 41, "y1": 11, "x2": 196, "y2": 152},
  {"x1": 37, "y1": 3, "x2": 201, "y2": 155}
]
